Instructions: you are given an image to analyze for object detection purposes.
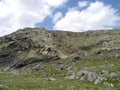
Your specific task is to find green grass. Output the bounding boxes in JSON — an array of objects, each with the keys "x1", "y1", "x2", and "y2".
[
  {"x1": 0, "y1": 72, "x2": 118, "y2": 90},
  {"x1": 1, "y1": 58, "x2": 119, "y2": 90}
]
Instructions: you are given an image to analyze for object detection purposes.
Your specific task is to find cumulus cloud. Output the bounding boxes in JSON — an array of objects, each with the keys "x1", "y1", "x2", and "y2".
[
  {"x1": 54, "y1": 1, "x2": 120, "y2": 32},
  {"x1": 0, "y1": 0, "x2": 68, "y2": 36},
  {"x1": 78, "y1": 1, "x2": 89, "y2": 8},
  {"x1": 52, "y1": 12, "x2": 63, "y2": 23}
]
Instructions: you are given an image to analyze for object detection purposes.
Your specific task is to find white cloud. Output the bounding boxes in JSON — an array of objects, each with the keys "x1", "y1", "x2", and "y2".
[
  {"x1": 43, "y1": 0, "x2": 67, "y2": 7},
  {"x1": 52, "y1": 12, "x2": 63, "y2": 23},
  {"x1": 78, "y1": 1, "x2": 89, "y2": 8},
  {"x1": 0, "y1": 0, "x2": 68, "y2": 36},
  {"x1": 54, "y1": 1, "x2": 120, "y2": 32}
]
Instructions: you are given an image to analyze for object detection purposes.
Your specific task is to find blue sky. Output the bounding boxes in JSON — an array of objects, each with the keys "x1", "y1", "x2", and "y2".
[
  {"x1": 38, "y1": 0, "x2": 120, "y2": 30},
  {"x1": 0, "y1": 0, "x2": 120, "y2": 36}
]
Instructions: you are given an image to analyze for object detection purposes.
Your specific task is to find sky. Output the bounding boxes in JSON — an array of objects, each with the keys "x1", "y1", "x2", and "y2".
[{"x1": 0, "y1": 0, "x2": 120, "y2": 36}]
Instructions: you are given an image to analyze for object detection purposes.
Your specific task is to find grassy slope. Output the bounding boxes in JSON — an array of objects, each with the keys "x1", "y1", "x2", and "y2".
[
  {"x1": 0, "y1": 73, "x2": 118, "y2": 90},
  {"x1": 0, "y1": 58, "x2": 120, "y2": 90}
]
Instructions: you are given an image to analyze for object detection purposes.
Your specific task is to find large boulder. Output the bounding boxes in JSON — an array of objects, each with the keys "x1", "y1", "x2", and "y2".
[{"x1": 110, "y1": 72, "x2": 119, "y2": 80}]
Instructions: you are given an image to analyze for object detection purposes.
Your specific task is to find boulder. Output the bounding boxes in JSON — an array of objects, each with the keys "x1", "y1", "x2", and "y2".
[
  {"x1": 103, "y1": 82, "x2": 114, "y2": 87},
  {"x1": 80, "y1": 77, "x2": 85, "y2": 81},
  {"x1": 32, "y1": 64, "x2": 44, "y2": 72},
  {"x1": 87, "y1": 72, "x2": 97, "y2": 82},
  {"x1": 77, "y1": 71, "x2": 89, "y2": 77},
  {"x1": 72, "y1": 52, "x2": 88, "y2": 62},
  {"x1": 65, "y1": 74, "x2": 75, "y2": 79},
  {"x1": 94, "y1": 77, "x2": 104, "y2": 84},
  {"x1": 99, "y1": 70, "x2": 108, "y2": 76},
  {"x1": 58, "y1": 65, "x2": 66, "y2": 70},
  {"x1": 110, "y1": 72, "x2": 118, "y2": 80},
  {"x1": 47, "y1": 78, "x2": 56, "y2": 81},
  {"x1": 72, "y1": 55, "x2": 81, "y2": 62}
]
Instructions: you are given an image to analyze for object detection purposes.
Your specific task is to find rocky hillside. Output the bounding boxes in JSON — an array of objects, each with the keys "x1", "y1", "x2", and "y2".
[
  {"x1": 0, "y1": 27, "x2": 120, "y2": 89},
  {"x1": 0, "y1": 27, "x2": 120, "y2": 67}
]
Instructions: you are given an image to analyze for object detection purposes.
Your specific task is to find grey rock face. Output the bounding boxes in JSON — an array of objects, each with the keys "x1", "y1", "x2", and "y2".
[{"x1": 10, "y1": 57, "x2": 43, "y2": 69}]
